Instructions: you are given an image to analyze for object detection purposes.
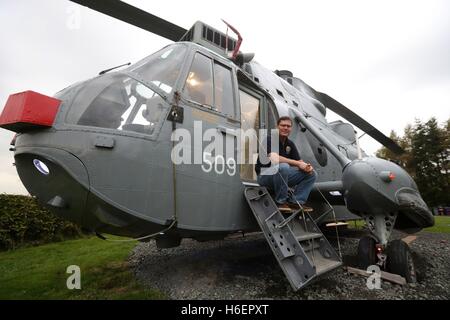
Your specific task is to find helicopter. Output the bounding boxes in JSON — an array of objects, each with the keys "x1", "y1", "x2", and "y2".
[{"x1": 0, "y1": 0, "x2": 434, "y2": 291}]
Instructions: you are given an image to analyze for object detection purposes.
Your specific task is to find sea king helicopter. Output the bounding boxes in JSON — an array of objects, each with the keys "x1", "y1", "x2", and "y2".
[{"x1": 0, "y1": 0, "x2": 434, "y2": 290}]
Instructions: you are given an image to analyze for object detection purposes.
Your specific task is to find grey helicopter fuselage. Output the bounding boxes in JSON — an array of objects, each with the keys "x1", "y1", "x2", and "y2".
[
  {"x1": 10, "y1": 41, "x2": 347, "y2": 238},
  {"x1": 7, "y1": 39, "x2": 432, "y2": 244}
]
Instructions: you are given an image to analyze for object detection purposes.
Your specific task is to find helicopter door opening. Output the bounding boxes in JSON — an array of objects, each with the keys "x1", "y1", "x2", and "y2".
[{"x1": 239, "y1": 88, "x2": 263, "y2": 181}]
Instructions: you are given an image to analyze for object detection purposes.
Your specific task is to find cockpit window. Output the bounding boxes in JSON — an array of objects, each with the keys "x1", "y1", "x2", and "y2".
[
  {"x1": 183, "y1": 53, "x2": 236, "y2": 118},
  {"x1": 184, "y1": 52, "x2": 214, "y2": 107},
  {"x1": 66, "y1": 73, "x2": 168, "y2": 136},
  {"x1": 128, "y1": 44, "x2": 187, "y2": 94},
  {"x1": 214, "y1": 62, "x2": 235, "y2": 118}
]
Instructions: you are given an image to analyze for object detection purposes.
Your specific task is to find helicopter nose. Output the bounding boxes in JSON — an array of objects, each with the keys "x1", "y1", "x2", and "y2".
[
  {"x1": 395, "y1": 188, "x2": 434, "y2": 229},
  {"x1": 14, "y1": 147, "x2": 89, "y2": 226},
  {"x1": 342, "y1": 157, "x2": 420, "y2": 214},
  {"x1": 342, "y1": 157, "x2": 434, "y2": 233}
]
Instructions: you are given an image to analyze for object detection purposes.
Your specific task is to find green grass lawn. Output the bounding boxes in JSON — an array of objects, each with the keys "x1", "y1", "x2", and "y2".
[
  {"x1": 0, "y1": 236, "x2": 165, "y2": 300},
  {"x1": 348, "y1": 216, "x2": 450, "y2": 234},
  {"x1": 2, "y1": 216, "x2": 448, "y2": 300},
  {"x1": 423, "y1": 216, "x2": 450, "y2": 233}
]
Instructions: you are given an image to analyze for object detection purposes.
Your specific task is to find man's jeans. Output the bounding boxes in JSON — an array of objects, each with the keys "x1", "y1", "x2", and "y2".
[{"x1": 257, "y1": 163, "x2": 317, "y2": 204}]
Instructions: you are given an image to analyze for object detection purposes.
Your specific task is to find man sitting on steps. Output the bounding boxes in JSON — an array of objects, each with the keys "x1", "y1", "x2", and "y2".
[{"x1": 255, "y1": 116, "x2": 317, "y2": 212}]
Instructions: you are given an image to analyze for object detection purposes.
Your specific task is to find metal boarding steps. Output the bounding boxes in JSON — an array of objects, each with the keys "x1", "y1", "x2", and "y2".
[{"x1": 244, "y1": 186, "x2": 342, "y2": 291}]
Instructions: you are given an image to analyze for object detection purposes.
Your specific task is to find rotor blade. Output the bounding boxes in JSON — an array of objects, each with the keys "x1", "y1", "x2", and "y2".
[
  {"x1": 70, "y1": 0, "x2": 187, "y2": 41},
  {"x1": 315, "y1": 92, "x2": 405, "y2": 155}
]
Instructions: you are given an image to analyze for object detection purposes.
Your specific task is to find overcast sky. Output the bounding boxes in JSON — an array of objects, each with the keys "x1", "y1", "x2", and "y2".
[{"x1": 0, "y1": 0, "x2": 449, "y2": 195}]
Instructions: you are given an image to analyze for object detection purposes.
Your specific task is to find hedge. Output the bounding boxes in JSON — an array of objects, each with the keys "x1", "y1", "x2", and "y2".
[{"x1": 0, "y1": 194, "x2": 83, "y2": 250}]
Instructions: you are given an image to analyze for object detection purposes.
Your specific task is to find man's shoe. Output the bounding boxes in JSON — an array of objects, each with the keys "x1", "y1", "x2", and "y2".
[
  {"x1": 289, "y1": 203, "x2": 313, "y2": 212},
  {"x1": 287, "y1": 202, "x2": 301, "y2": 210},
  {"x1": 299, "y1": 205, "x2": 314, "y2": 212},
  {"x1": 277, "y1": 203, "x2": 293, "y2": 212}
]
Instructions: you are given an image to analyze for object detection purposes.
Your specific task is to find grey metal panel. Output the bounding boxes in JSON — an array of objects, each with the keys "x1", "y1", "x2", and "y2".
[
  {"x1": 93, "y1": 135, "x2": 115, "y2": 148},
  {"x1": 81, "y1": 128, "x2": 175, "y2": 224},
  {"x1": 172, "y1": 98, "x2": 256, "y2": 231}
]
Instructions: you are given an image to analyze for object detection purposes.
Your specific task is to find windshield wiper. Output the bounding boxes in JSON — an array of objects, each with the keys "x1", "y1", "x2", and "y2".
[{"x1": 99, "y1": 62, "x2": 131, "y2": 75}]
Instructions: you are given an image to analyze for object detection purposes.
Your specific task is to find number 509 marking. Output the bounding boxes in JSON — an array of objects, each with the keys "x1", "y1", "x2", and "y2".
[{"x1": 202, "y1": 152, "x2": 236, "y2": 176}]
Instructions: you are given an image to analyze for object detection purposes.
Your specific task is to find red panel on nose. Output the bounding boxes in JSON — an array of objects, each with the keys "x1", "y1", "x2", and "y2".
[{"x1": 0, "y1": 91, "x2": 61, "y2": 132}]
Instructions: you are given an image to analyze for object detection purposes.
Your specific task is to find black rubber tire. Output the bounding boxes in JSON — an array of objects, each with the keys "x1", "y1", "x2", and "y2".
[
  {"x1": 357, "y1": 236, "x2": 377, "y2": 269},
  {"x1": 386, "y1": 240, "x2": 417, "y2": 283}
]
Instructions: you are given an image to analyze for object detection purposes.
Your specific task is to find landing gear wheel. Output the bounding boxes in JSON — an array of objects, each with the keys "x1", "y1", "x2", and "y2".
[
  {"x1": 386, "y1": 240, "x2": 417, "y2": 283},
  {"x1": 357, "y1": 236, "x2": 377, "y2": 269}
]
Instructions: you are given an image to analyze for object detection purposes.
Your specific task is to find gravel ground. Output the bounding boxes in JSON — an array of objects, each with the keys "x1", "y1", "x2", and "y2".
[{"x1": 129, "y1": 230, "x2": 450, "y2": 300}]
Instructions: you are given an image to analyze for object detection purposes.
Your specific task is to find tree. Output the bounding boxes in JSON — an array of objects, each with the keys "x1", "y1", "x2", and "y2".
[
  {"x1": 375, "y1": 129, "x2": 413, "y2": 176},
  {"x1": 376, "y1": 130, "x2": 400, "y2": 160},
  {"x1": 440, "y1": 119, "x2": 450, "y2": 178},
  {"x1": 376, "y1": 117, "x2": 450, "y2": 207}
]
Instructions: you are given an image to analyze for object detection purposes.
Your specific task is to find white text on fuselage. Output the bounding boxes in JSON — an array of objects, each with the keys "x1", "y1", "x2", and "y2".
[{"x1": 171, "y1": 121, "x2": 279, "y2": 176}]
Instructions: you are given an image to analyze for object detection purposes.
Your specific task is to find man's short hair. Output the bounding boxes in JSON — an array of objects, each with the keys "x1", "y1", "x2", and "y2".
[{"x1": 277, "y1": 116, "x2": 292, "y2": 125}]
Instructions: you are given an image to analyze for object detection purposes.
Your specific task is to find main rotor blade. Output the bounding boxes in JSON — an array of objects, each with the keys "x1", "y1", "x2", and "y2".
[
  {"x1": 315, "y1": 92, "x2": 405, "y2": 155},
  {"x1": 70, "y1": 0, "x2": 187, "y2": 41}
]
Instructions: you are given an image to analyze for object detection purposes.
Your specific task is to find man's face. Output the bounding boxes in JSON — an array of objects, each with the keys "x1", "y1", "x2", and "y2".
[{"x1": 278, "y1": 120, "x2": 292, "y2": 138}]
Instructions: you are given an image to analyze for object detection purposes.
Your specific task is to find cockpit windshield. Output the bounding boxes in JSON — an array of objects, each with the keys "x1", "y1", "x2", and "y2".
[
  {"x1": 128, "y1": 44, "x2": 187, "y2": 94},
  {"x1": 64, "y1": 44, "x2": 188, "y2": 136},
  {"x1": 66, "y1": 73, "x2": 168, "y2": 136}
]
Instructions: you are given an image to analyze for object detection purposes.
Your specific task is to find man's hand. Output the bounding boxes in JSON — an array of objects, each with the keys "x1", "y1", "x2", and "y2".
[
  {"x1": 297, "y1": 160, "x2": 314, "y2": 173},
  {"x1": 304, "y1": 163, "x2": 314, "y2": 174},
  {"x1": 269, "y1": 152, "x2": 280, "y2": 164},
  {"x1": 269, "y1": 154, "x2": 314, "y2": 174}
]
